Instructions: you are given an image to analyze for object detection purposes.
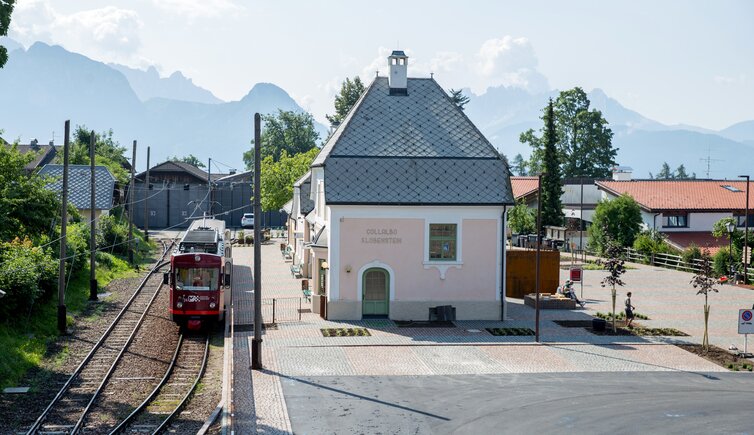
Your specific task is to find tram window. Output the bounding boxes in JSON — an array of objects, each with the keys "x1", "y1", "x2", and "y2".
[{"x1": 175, "y1": 268, "x2": 219, "y2": 291}]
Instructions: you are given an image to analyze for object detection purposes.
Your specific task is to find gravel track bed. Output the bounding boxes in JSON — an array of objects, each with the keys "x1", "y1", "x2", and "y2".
[
  {"x1": 82, "y1": 278, "x2": 179, "y2": 433},
  {"x1": 0, "y1": 248, "x2": 164, "y2": 434},
  {"x1": 167, "y1": 329, "x2": 225, "y2": 434}
]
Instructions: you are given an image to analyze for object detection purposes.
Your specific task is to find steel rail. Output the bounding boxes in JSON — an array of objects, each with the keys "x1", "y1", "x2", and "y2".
[
  {"x1": 71, "y1": 273, "x2": 167, "y2": 433},
  {"x1": 26, "y1": 240, "x2": 173, "y2": 435},
  {"x1": 108, "y1": 334, "x2": 185, "y2": 434},
  {"x1": 152, "y1": 334, "x2": 210, "y2": 434}
]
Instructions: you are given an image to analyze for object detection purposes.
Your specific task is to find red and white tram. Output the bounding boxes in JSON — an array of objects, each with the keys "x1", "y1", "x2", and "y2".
[{"x1": 165, "y1": 218, "x2": 232, "y2": 330}]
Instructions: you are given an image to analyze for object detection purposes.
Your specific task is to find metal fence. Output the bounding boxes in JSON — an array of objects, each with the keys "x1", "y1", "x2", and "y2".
[{"x1": 259, "y1": 297, "x2": 307, "y2": 325}]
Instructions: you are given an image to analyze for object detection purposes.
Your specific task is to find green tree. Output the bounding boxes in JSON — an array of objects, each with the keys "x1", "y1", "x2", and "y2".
[
  {"x1": 0, "y1": 0, "x2": 16, "y2": 68},
  {"x1": 243, "y1": 110, "x2": 320, "y2": 170},
  {"x1": 588, "y1": 194, "x2": 643, "y2": 253},
  {"x1": 58, "y1": 126, "x2": 130, "y2": 185},
  {"x1": 326, "y1": 76, "x2": 366, "y2": 125},
  {"x1": 260, "y1": 148, "x2": 319, "y2": 211},
  {"x1": 511, "y1": 153, "x2": 528, "y2": 176},
  {"x1": 169, "y1": 154, "x2": 206, "y2": 168},
  {"x1": 521, "y1": 87, "x2": 616, "y2": 178},
  {"x1": 508, "y1": 200, "x2": 536, "y2": 234},
  {"x1": 0, "y1": 143, "x2": 61, "y2": 242},
  {"x1": 656, "y1": 162, "x2": 673, "y2": 179},
  {"x1": 599, "y1": 233, "x2": 627, "y2": 333},
  {"x1": 540, "y1": 99, "x2": 564, "y2": 227},
  {"x1": 448, "y1": 88, "x2": 470, "y2": 111},
  {"x1": 690, "y1": 249, "x2": 718, "y2": 351}
]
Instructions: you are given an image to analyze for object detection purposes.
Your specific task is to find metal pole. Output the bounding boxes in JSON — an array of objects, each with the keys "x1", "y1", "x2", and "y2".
[
  {"x1": 144, "y1": 147, "x2": 150, "y2": 241},
  {"x1": 58, "y1": 120, "x2": 70, "y2": 334},
  {"x1": 580, "y1": 176, "x2": 584, "y2": 261},
  {"x1": 741, "y1": 175, "x2": 750, "y2": 283},
  {"x1": 252, "y1": 113, "x2": 263, "y2": 369},
  {"x1": 89, "y1": 130, "x2": 97, "y2": 301},
  {"x1": 535, "y1": 173, "x2": 543, "y2": 343},
  {"x1": 208, "y1": 158, "x2": 212, "y2": 216},
  {"x1": 128, "y1": 140, "x2": 137, "y2": 264}
]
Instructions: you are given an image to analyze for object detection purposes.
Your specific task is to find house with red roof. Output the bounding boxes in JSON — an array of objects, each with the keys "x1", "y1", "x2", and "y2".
[{"x1": 595, "y1": 179, "x2": 753, "y2": 253}]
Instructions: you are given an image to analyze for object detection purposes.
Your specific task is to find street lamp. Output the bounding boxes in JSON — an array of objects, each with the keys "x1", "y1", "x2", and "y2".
[
  {"x1": 726, "y1": 220, "x2": 736, "y2": 280},
  {"x1": 740, "y1": 175, "x2": 750, "y2": 284}
]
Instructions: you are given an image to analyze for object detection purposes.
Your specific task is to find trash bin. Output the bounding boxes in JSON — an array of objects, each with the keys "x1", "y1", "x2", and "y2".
[{"x1": 592, "y1": 318, "x2": 607, "y2": 332}]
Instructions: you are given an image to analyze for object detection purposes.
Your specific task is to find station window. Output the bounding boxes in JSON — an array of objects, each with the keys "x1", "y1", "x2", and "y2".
[
  {"x1": 429, "y1": 224, "x2": 457, "y2": 261},
  {"x1": 736, "y1": 214, "x2": 754, "y2": 227}
]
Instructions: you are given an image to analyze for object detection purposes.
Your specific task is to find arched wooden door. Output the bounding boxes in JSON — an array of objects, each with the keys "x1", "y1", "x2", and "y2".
[{"x1": 362, "y1": 268, "x2": 389, "y2": 316}]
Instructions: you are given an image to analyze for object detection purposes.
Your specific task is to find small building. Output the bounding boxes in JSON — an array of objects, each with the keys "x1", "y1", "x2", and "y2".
[
  {"x1": 300, "y1": 51, "x2": 514, "y2": 321},
  {"x1": 596, "y1": 178, "x2": 753, "y2": 253},
  {"x1": 38, "y1": 164, "x2": 116, "y2": 220},
  {"x1": 131, "y1": 161, "x2": 285, "y2": 229},
  {"x1": 3, "y1": 139, "x2": 58, "y2": 172}
]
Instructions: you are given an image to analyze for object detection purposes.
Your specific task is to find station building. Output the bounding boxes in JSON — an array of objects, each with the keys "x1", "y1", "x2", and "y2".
[{"x1": 291, "y1": 51, "x2": 514, "y2": 321}]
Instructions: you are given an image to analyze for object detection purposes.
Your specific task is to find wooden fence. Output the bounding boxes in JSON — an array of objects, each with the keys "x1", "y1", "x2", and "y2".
[
  {"x1": 622, "y1": 248, "x2": 754, "y2": 282},
  {"x1": 506, "y1": 249, "x2": 561, "y2": 299}
]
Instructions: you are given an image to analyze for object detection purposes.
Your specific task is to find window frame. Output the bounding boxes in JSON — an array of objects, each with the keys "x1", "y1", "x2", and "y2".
[
  {"x1": 428, "y1": 223, "x2": 459, "y2": 262},
  {"x1": 662, "y1": 213, "x2": 688, "y2": 228}
]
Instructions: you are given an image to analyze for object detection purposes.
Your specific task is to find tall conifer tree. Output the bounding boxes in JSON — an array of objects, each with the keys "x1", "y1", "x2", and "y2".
[{"x1": 541, "y1": 99, "x2": 564, "y2": 227}]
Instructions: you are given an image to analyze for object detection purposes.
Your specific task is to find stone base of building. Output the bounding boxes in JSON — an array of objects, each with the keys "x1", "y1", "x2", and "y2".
[{"x1": 326, "y1": 300, "x2": 502, "y2": 321}]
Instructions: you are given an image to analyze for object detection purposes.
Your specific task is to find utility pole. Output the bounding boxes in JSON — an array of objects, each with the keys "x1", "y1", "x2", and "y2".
[
  {"x1": 208, "y1": 158, "x2": 212, "y2": 216},
  {"x1": 579, "y1": 176, "x2": 584, "y2": 261},
  {"x1": 128, "y1": 140, "x2": 137, "y2": 265},
  {"x1": 58, "y1": 120, "x2": 71, "y2": 334},
  {"x1": 741, "y1": 175, "x2": 750, "y2": 283},
  {"x1": 535, "y1": 172, "x2": 543, "y2": 343},
  {"x1": 89, "y1": 130, "x2": 97, "y2": 301},
  {"x1": 252, "y1": 113, "x2": 263, "y2": 369},
  {"x1": 144, "y1": 147, "x2": 150, "y2": 242}
]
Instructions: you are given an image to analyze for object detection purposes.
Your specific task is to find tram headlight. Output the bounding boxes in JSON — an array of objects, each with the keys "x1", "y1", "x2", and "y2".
[
  {"x1": 176, "y1": 301, "x2": 183, "y2": 308},
  {"x1": 209, "y1": 302, "x2": 216, "y2": 309}
]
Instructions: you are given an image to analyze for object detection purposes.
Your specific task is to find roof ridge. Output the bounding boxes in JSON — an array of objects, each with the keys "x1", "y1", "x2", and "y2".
[{"x1": 311, "y1": 77, "x2": 382, "y2": 167}]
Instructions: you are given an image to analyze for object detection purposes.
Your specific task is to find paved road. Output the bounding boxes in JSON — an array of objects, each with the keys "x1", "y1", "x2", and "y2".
[{"x1": 282, "y1": 371, "x2": 754, "y2": 434}]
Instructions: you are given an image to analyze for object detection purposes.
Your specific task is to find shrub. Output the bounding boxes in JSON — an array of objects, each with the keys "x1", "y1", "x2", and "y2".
[
  {"x1": 682, "y1": 244, "x2": 702, "y2": 266},
  {"x1": 712, "y1": 247, "x2": 733, "y2": 277},
  {"x1": 0, "y1": 238, "x2": 57, "y2": 319},
  {"x1": 66, "y1": 222, "x2": 90, "y2": 274},
  {"x1": 97, "y1": 213, "x2": 129, "y2": 255}
]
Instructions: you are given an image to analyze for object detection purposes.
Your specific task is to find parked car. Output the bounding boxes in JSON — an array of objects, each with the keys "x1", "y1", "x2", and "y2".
[{"x1": 241, "y1": 213, "x2": 255, "y2": 228}]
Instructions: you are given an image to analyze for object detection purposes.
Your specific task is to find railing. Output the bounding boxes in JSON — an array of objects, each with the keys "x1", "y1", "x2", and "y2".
[
  {"x1": 623, "y1": 247, "x2": 754, "y2": 282},
  {"x1": 260, "y1": 296, "x2": 306, "y2": 324}
]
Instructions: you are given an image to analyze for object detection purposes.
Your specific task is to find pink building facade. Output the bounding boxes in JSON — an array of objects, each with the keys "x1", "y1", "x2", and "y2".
[{"x1": 290, "y1": 51, "x2": 514, "y2": 321}]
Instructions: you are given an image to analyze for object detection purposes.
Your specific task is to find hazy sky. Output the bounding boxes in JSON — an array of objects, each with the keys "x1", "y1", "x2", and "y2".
[{"x1": 8, "y1": 0, "x2": 754, "y2": 130}]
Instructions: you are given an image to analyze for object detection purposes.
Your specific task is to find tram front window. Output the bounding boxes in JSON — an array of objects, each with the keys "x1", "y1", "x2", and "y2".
[{"x1": 176, "y1": 268, "x2": 218, "y2": 291}]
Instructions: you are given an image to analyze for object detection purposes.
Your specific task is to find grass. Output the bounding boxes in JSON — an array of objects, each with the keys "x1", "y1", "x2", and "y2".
[
  {"x1": 486, "y1": 327, "x2": 535, "y2": 336},
  {"x1": 0, "y1": 251, "x2": 144, "y2": 390},
  {"x1": 320, "y1": 328, "x2": 371, "y2": 337}
]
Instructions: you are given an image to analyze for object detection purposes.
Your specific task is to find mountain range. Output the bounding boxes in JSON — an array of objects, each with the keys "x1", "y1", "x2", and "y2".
[{"x1": 1, "y1": 38, "x2": 753, "y2": 178}]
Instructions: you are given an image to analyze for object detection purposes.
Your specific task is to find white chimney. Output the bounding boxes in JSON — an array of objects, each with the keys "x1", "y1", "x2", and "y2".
[
  {"x1": 388, "y1": 50, "x2": 408, "y2": 95},
  {"x1": 612, "y1": 166, "x2": 633, "y2": 181}
]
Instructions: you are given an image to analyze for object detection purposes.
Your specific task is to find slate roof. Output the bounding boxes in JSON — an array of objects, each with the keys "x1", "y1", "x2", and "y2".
[
  {"x1": 38, "y1": 164, "x2": 116, "y2": 210},
  {"x1": 292, "y1": 171, "x2": 315, "y2": 214},
  {"x1": 596, "y1": 180, "x2": 754, "y2": 211},
  {"x1": 314, "y1": 77, "x2": 513, "y2": 205},
  {"x1": 215, "y1": 170, "x2": 252, "y2": 184}
]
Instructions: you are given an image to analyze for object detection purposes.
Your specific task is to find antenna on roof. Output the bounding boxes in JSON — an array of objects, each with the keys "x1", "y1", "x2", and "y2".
[
  {"x1": 700, "y1": 146, "x2": 723, "y2": 178},
  {"x1": 430, "y1": 72, "x2": 434, "y2": 79},
  {"x1": 375, "y1": 70, "x2": 379, "y2": 77}
]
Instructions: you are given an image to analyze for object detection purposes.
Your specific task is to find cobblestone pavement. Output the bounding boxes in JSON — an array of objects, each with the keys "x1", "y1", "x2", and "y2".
[
  {"x1": 558, "y1": 259, "x2": 754, "y2": 351},
  {"x1": 230, "y1": 243, "x2": 743, "y2": 434}
]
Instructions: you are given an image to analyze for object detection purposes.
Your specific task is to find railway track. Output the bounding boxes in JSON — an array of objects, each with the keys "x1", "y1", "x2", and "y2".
[
  {"x1": 26, "y1": 242, "x2": 173, "y2": 435},
  {"x1": 109, "y1": 333, "x2": 210, "y2": 434}
]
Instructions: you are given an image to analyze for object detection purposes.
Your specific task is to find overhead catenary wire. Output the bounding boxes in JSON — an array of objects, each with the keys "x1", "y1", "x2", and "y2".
[{"x1": 0, "y1": 201, "x2": 254, "y2": 278}]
